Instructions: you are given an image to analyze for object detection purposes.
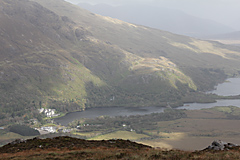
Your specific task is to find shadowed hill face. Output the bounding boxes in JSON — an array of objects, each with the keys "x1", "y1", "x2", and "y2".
[
  {"x1": 0, "y1": 0, "x2": 106, "y2": 117},
  {"x1": 0, "y1": 0, "x2": 240, "y2": 122}
]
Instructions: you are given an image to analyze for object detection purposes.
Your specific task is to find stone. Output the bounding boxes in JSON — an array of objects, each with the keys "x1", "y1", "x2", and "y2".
[{"x1": 205, "y1": 140, "x2": 238, "y2": 151}]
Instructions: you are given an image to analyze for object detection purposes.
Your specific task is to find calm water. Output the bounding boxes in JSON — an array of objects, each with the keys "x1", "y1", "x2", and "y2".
[
  {"x1": 55, "y1": 106, "x2": 166, "y2": 126},
  {"x1": 177, "y1": 99, "x2": 240, "y2": 110},
  {"x1": 55, "y1": 78, "x2": 240, "y2": 126},
  {"x1": 207, "y1": 78, "x2": 240, "y2": 96}
]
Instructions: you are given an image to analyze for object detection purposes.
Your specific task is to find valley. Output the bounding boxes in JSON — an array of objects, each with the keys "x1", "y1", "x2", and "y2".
[
  {"x1": 2, "y1": 106, "x2": 240, "y2": 151},
  {"x1": 1, "y1": 0, "x2": 240, "y2": 154},
  {"x1": 1, "y1": 0, "x2": 240, "y2": 122},
  {"x1": 1, "y1": 78, "x2": 240, "y2": 150}
]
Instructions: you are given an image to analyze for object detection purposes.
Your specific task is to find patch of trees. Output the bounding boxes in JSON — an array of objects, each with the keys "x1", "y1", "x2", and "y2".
[
  {"x1": 181, "y1": 92, "x2": 218, "y2": 104},
  {"x1": 182, "y1": 67, "x2": 227, "y2": 92},
  {"x1": 9, "y1": 124, "x2": 40, "y2": 136}
]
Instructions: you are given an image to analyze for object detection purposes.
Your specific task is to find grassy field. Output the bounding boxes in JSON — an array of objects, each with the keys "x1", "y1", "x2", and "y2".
[
  {"x1": 0, "y1": 132, "x2": 26, "y2": 140},
  {"x1": 89, "y1": 131, "x2": 149, "y2": 140},
  {"x1": 0, "y1": 131, "x2": 34, "y2": 147},
  {"x1": 138, "y1": 108, "x2": 240, "y2": 150},
  {"x1": 82, "y1": 107, "x2": 240, "y2": 151}
]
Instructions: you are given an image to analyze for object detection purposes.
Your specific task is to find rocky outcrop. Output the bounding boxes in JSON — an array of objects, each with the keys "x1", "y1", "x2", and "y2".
[{"x1": 204, "y1": 140, "x2": 238, "y2": 151}]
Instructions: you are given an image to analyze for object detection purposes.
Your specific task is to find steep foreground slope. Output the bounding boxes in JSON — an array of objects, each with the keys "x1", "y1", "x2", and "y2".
[
  {"x1": 0, "y1": 0, "x2": 240, "y2": 123},
  {"x1": 1, "y1": 136, "x2": 240, "y2": 160}
]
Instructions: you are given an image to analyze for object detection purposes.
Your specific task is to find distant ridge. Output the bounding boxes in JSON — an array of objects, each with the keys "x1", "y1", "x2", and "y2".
[
  {"x1": 204, "y1": 31, "x2": 240, "y2": 46},
  {"x1": 78, "y1": 3, "x2": 235, "y2": 37},
  {"x1": 206, "y1": 31, "x2": 240, "y2": 40}
]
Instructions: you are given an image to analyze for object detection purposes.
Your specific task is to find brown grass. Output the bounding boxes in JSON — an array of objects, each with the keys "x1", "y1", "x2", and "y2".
[
  {"x1": 139, "y1": 109, "x2": 240, "y2": 151},
  {"x1": 1, "y1": 135, "x2": 240, "y2": 159},
  {"x1": 1, "y1": 147, "x2": 240, "y2": 160}
]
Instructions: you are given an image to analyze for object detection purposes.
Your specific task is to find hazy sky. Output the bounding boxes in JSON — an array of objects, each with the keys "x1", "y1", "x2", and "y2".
[{"x1": 65, "y1": 0, "x2": 240, "y2": 30}]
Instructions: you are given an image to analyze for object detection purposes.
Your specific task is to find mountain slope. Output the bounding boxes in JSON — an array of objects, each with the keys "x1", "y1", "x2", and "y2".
[
  {"x1": 0, "y1": 0, "x2": 106, "y2": 119},
  {"x1": 0, "y1": 0, "x2": 240, "y2": 123},
  {"x1": 33, "y1": 0, "x2": 240, "y2": 89},
  {"x1": 78, "y1": 3, "x2": 235, "y2": 37}
]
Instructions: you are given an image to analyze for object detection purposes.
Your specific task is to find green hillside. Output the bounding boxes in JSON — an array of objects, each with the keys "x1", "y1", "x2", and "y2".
[{"x1": 0, "y1": 0, "x2": 240, "y2": 124}]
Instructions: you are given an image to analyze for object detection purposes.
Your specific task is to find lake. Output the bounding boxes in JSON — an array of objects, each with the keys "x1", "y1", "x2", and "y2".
[
  {"x1": 55, "y1": 78, "x2": 240, "y2": 126},
  {"x1": 55, "y1": 106, "x2": 166, "y2": 126},
  {"x1": 207, "y1": 78, "x2": 240, "y2": 96}
]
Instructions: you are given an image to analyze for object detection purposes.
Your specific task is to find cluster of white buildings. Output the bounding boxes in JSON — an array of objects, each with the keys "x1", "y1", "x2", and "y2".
[
  {"x1": 38, "y1": 126, "x2": 72, "y2": 134},
  {"x1": 40, "y1": 126, "x2": 57, "y2": 133},
  {"x1": 38, "y1": 108, "x2": 60, "y2": 118}
]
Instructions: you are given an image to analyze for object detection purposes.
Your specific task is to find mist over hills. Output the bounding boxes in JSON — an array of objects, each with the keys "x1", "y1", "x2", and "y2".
[
  {"x1": 0, "y1": 0, "x2": 240, "y2": 123},
  {"x1": 206, "y1": 31, "x2": 240, "y2": 41},
  {"x1": 204, "y1": 31, "x2": 240, "y2": 46},
  {"x1": 78, "y1": 3, "x2": 235, "y2": 38}
]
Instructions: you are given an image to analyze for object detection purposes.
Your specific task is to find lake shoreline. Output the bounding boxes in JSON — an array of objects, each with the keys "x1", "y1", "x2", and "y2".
[{"x1": 54, "y1": 78, "x2": 240, "y2": 126}]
